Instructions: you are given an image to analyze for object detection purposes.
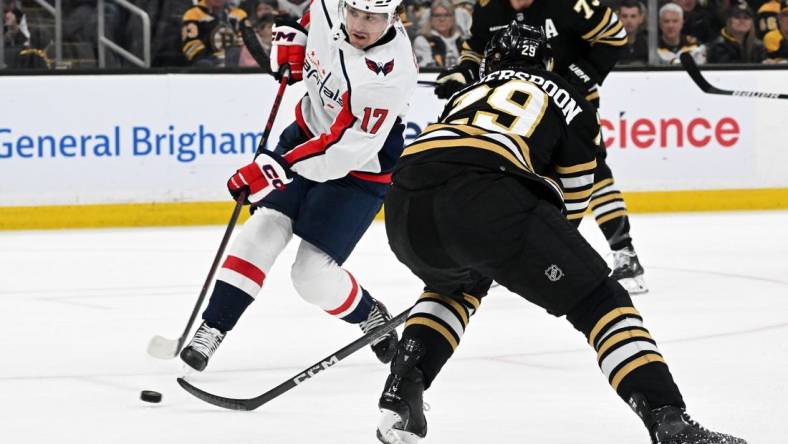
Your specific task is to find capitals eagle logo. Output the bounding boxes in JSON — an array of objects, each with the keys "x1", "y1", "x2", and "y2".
[{"x1": 365, "y1": 58, "x2": 394, "y2": 76}]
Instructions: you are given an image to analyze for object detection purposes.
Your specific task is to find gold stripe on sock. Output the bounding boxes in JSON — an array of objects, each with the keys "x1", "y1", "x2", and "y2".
[
  {"x1": 589, "y1": 307, "x2": 641, "y2": 347},
  {"x1": 611, "y1": 353, "x2": 665, "y2": 391}
]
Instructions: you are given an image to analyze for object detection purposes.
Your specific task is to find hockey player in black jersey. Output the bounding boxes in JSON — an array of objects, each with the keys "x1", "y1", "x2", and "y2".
[
  {"x1": 434, "y1": 0, "x2": 648, "y2": 294},
  {"x1": 375, "y1": 23, "x2": 746, "y2": 444}
]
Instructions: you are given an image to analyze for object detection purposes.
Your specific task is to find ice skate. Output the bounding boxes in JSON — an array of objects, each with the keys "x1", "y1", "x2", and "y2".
[
  {"x1": 360, "y1": 299, "x2": 399, "y2": 363},
  {"x1": 179, "y1": 322, "x2": 226, "y2": 372},
  {"x1": 630, "y1": 394, "x2": 747, "y2": 444},
  {"x1": 611, "y1": 247, "x2": 648, "y2": 295},
  {"x1": 377, "y1": 338, "x2": 428, "y2": 444}
]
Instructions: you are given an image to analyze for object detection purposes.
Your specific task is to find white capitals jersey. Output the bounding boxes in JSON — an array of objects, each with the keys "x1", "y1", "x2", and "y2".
[{"x1": 281, "y1": 0, "x2": 418, "y2": 183}]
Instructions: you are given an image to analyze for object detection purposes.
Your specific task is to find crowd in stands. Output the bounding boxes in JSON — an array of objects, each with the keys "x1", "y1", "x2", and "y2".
[{"x1": 2, "y1": 0, "x2": 787, "y2": 70}]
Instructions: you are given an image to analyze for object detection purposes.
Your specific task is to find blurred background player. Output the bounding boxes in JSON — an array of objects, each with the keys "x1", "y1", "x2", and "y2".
[
  {"x1": 376, "y1": 23, "x2": 747, "y2": 444},
  {"x1": 431, "y1": 0, "x2": 648, "y2": 294},
  {"x1": 181, "y1": 0, "x2": 248, "y2": 67},
  {"x1": 179, "y1": 0, "x2": 417, "y2": 371}
]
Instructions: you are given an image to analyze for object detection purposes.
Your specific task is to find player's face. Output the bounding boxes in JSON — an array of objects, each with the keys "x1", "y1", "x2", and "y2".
[
  {"x1": 659, "y1": 11, "x2": 682, "y2": 40},
  {"x1": 344, "y1": 5, "x2": 390, "y2": 48},
  {"x1": 509, "y1": 0, "x2": 534, "y2": 11},
  {"x1": 619, "y1": 6, "x2": 644, "y2": 35}
]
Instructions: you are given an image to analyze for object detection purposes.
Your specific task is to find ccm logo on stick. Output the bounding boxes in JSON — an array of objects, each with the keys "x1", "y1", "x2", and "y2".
[{"x1": 292, "y1": 356, "x2": 340, "y2": 384}]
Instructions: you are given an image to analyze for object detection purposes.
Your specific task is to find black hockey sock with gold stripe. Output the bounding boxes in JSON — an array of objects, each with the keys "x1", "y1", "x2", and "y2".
[
  {"x1": 400, "y1": 291, "x2": 481, "y2": 389},
  {"x1": 566, "y1": 279, "x2": 684, "y2": 409}
]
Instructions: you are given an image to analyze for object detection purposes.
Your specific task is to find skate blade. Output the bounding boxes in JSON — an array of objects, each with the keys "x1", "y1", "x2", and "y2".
[
  {"x1": 618, "y1": 275, "x2": 648, "y2": 295},
  {"x1": 377, "y1": 410, "x2": 422, "y2": 444}
]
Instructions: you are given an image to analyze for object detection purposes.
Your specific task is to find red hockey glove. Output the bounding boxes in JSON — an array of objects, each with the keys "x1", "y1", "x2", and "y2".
[
  {"x1": 227, "y1": 151, "x2": 293, "y2": 204},
  {"x1": 270, "y1": 18, "x2": 308, "y2": 84}
]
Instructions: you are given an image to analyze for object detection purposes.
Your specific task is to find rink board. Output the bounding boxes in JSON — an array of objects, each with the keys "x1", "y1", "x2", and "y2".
[{"x1": 1, "y1": 69, "x2": 787, "y2": 229}]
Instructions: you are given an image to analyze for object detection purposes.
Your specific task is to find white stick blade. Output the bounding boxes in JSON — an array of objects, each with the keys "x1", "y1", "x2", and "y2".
[{"x1": 147, "y1": 335, "x2": 180, "y2": 359}]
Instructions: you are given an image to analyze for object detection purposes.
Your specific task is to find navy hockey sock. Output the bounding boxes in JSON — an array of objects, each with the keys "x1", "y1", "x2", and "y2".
[
  {"x1": 338, "y1": 288, "x2": 375, "y2": 324},
  {"x1": 202, "y1": 280, "x2": 255, "y2": 332},
  {"x1": 399, "y1": 291, "x2": 480, "y2": 389},
  {"x1": 566, "y1": 279, "x2": 684, "y2": 409}
]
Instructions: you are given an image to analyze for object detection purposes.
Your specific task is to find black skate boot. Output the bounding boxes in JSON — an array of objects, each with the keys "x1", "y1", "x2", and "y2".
[
  {"x1": 611, "y1": 246, "x2": 648, "y2": 295},
  {"x1": 360, "y1": 299, "x2": 398, "y2": 363},
  {"x1": 180, "y1": 321, "x2": 226, "y2": 372},
  {"x1": 377, "y1": 338, "x2": 428, "y2": 444},
  {"x1": 629, "y1": 393, "x2": 747, "y2": 444}
]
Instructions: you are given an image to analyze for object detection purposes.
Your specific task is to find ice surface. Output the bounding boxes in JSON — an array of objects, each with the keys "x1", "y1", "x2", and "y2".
[{"x1": 1, "y1": 211, "x2": 786, "y2": 443}]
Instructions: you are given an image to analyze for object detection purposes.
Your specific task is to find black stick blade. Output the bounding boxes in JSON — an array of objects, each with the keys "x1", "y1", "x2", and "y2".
[
  {"x1": 679, "y1": 52, "x2": 721, "y2": 94},
  {"x1": 177, "y1": 378, "x2": 255, "y2": 411}
]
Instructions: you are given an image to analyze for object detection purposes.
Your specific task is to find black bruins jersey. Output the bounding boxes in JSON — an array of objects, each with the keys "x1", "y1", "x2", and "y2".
[
  {"x1": 399, "y1": 67, "x2": 600, "y2": 222},
  {"x1": 462, "y1": 0, "x2": 626, "y2": 98},
  {"x1": 181, "y1": 0, "x2": 247, "y2": 64}
]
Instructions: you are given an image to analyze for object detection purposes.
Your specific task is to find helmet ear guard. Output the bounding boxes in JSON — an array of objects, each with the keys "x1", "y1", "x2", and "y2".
[{"x1": 481, "y1": 21, "x2": 554, "y2": 76}]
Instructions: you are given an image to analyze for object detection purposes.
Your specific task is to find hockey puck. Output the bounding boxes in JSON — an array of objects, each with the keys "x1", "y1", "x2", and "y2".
[{"x1": 140, "y1": 390, "x2": 162, "y2": 403}]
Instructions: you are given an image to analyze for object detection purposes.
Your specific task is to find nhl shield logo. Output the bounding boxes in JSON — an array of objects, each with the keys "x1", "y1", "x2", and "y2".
[{"x1": 545, "y1": 264, "x2": 564, "y2": 282}]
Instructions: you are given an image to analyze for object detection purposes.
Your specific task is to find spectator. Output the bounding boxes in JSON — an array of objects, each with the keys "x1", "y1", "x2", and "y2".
[
  {"x1": 618, "y1": 0, "x2": 649, "y2": 65},
  {"x1": 413, "y1": 0, "x2": 464, "y2": 68},
  {"x1": 277, "y1": 0, "x2": 309, "y2": 19},
  {"x1": 402, "y1": 0, "x2": 433, "y2": 41},
  {"x1": 3, "y1": 1, "x2": 50, "y2": 69},
  {"x1": 181, "y1": 0, "x2": 248, "y2": 67},
  {"x1": 673, "y1": 0, "x2": 719, "y2": 43},
  {"x1": 450, "y1": 0, "x2": 473, "y2": 37},
  {"x1": 257, "y1": 0, "x2": 282, "y2": 18},
  {"x1": 756, "y1": 0, "x2": 781, "y2": 38},
  {"x1": 763, "y1": 0, "x2": 788, "y2": 61},
  {"x1": 657, "y1": 3, "x2": 707, "y2": 64},
  {"x1": 707, "y1": 3, "x2": 766, "y2": 62},
  {"x1": 240, "y1": 0, "x2": 283, "y2": 20},
  {"x1": 238, "y1": 13, "x2": 274, "y2": 69},
  {"x1": 150, "y1": 0, "x2": 196, "y2": 67},
  {"x1": 3, "y1": 1, "x2": 29, "y2": 48}
]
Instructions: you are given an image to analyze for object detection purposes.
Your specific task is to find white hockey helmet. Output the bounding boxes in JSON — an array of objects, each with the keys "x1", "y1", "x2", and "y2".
[
  {"x1": 343, "y1": 0, "x2": 402, "y2": 16},
  {"x1": 337, "y1": 0, "x2": 402, "y2": 46}
]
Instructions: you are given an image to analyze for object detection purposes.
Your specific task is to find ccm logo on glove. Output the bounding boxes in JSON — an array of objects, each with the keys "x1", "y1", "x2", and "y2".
[{"x1": 228, "y1": 152, "x2": 293, "y2": 204}]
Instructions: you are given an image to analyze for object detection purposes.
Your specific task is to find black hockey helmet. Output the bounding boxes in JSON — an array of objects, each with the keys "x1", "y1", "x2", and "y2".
[{"x1": 481, "y1": 22, "x2": 554, "y2": 76}]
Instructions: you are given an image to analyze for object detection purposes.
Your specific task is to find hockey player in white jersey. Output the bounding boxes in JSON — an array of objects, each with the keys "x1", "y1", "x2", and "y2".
[{"x1": 180, "y1": 0, "x2": 417, "y2": 372}]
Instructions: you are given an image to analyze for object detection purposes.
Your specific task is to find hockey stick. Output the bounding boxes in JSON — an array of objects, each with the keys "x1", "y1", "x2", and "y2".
[
  {"x1": 177, "y1": 306, "x2": 412, "y2": 410},
  {"x1": 679, "y1": 52, "x2": 788, "y2": 100},
  {"x1": 147, "y1": 68, "x2": 291, "y2": 360}
]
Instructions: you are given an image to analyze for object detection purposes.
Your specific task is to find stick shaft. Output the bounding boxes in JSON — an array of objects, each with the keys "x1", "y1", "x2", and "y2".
[
  {"x1": 178, "y1": 306, "x2": 412, "y2": 410},
  {"x1": 163, "y1": 73, "x2": 291, "y2": 357}
]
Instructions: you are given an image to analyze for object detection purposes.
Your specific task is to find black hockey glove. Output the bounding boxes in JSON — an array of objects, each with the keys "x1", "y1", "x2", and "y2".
[
  {"x1": 565, "y1": 59, "x2": 601, "y2": 96},
  {"x1": 434, "y1": 60, "x2": 479, "y2": 99}
]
